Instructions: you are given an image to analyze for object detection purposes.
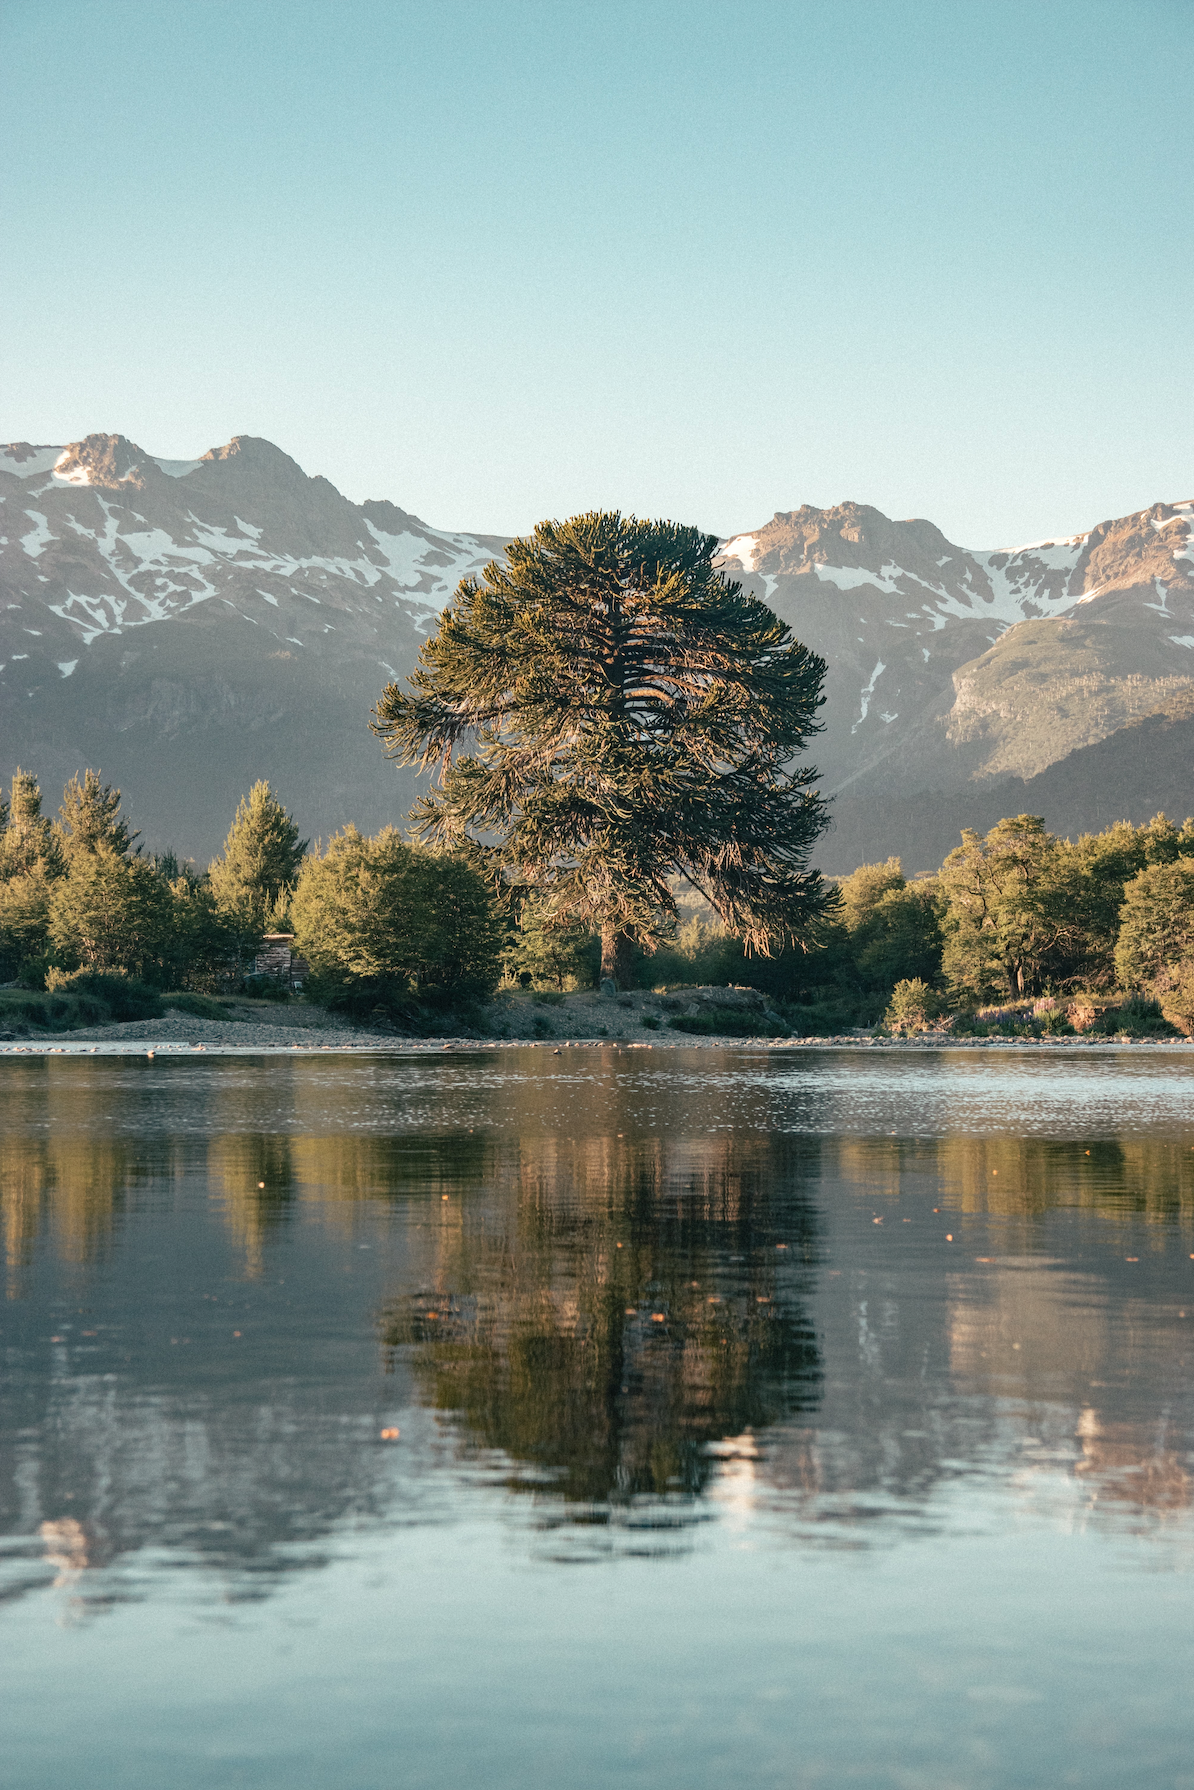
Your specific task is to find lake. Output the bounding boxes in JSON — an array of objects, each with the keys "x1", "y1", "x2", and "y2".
[{"x1": 2, "y1": 1045, "x2": 1193, "y2": 1788}]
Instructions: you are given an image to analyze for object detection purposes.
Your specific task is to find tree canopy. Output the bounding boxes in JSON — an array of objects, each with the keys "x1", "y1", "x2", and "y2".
[
  {"x1": 57, "y1": 769, "x2": 139, "y2": 860},
  {"x1": 208, "y1": 780, "x2": 308, "y2": 941},
  {"x1": 372, "y1": 510, "x2": 831, "y2": 983},
  {"x1": 292, "y1": 826, "x2": 505, "y2": 1011}
]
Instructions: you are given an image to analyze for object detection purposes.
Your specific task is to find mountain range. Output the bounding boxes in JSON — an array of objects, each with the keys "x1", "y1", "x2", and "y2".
[{"x1": 2, "y1": 431, "x2": 1191, "y2": 869}]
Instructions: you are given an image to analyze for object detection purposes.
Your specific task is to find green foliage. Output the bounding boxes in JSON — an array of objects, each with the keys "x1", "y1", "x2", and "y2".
[
  {"x1": 47, "y1": 846, "x2": 177, "y2": 984},
  {"x1": 883, "y1": 978, "x2": 944, "y2": 1034},
  {"x1": 209, "y1": 780, "x2": 307, "y2": 940},
  {"x1": 0, "y1": 867, "x2": 56, "y2": 981},
  {"x1": 641, "y1": 1013, "x2": 662, "y2": 1029},
  {"x1": 505, "y1": 898, "x2": 599, "y2": 990},
  {"x1": 939, "y1": 816, "x2": 1068, "y2": 1002},
  {"x1": 668, "y1": 1006, "x2": 789, "y2": 1038},
  {"x1": 242, "y1": 975, "x2": 291, "y2": 1001},
  {"x1": 292, "y1": 826, "x2": 505, "y2": 1015},
  {"x1": 57, "y1": 769, "x2": 138, "y2": 859},
  {"x1": 165, "y1": 992, "x2": 233, "y2": 1019},
  {"x1": 0, "y1": 769, "x2": 64, "y2": 882},
  {"x1": 0, "y1": 989, "x2": 111, "y2": 1031},
  {"x1": 162, "y1": 873, "x2": 244, "y2": 991},
  {"x1": 633, "y1": 914, "x2": 747, "y2": 990},
  {"x1": 373, "y1": 510, "x2": 832, "y2": 985},
  {"x1": 1114, "y1": 860, "x2": 1194, "y2": 990},
  {"x1": 1037, "y1": 1001, "x2": 1075, "y2": 1036},
  {"x1": 1150, "y1": 961, "x2": 1194, "y2": 1035},
  {"x1": 1089, "y1": 995, "x2": 1180, "y2": 1039},
  {"x1": 42, "y1": 967, "x2": 163, "y2": 1020},
  {"x1": 838, "y1": 860, "x2": 944, "y2": 990}
]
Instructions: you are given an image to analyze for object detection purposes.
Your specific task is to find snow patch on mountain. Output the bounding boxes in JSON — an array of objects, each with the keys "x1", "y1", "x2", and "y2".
[
  {"x1": 719, "y1": 533, "x2": 759, "y2": 572},
  {"x1": 853, "y1": 660, "x2": 887, "y2": 733}
]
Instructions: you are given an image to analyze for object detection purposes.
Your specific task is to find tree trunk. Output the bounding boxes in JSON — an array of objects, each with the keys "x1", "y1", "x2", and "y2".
[{"x1": 600, "y1": 924, "x2": 636, "y2": 989}]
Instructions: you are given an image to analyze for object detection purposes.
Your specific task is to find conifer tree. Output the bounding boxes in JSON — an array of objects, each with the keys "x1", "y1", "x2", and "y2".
[
  {"x1": 0, "y1": 769, "x2": 63, "y2": 881},
  {"x1": 56, "y1": 769, "x2": 139, "y2": 860},
  {"x1": 209, "y1": 782, "x2": 308, "y2": 937},
  {"x1": 372, "y1": 511, "x2": 831, "y2": 985}
]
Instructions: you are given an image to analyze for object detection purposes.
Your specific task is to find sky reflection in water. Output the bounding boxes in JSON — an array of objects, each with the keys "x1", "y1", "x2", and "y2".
[{"x1": 2, "y1": 1046, "x2": 1193, "y2": 1788}]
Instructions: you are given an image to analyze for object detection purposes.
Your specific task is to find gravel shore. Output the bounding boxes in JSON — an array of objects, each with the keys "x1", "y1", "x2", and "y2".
[{"x1": 1, "y1": 980, "x2": 1191, "y2": 1057}]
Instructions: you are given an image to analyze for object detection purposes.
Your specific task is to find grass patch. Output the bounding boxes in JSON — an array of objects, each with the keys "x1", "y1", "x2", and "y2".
[
  {"x1": 669, "y1": 1007, "x2": 789, "y2": 1039},
  {"x1": 1091, "y1": 996, "x2": 1180, "y2": 1039},
  {"x1": 165, "y1": 992, "x2": 233, "y2": 1021}
]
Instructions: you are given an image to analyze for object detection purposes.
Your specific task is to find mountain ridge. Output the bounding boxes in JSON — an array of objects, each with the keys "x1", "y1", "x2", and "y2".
[{"x1": 3, "y1": 431, "x2": 1191, "y2": 866}]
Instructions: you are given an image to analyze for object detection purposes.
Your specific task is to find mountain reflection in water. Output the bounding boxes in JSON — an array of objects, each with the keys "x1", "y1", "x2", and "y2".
[{"x1": 1, "y1": 1049, "x2": 1193, "y2": 1617}]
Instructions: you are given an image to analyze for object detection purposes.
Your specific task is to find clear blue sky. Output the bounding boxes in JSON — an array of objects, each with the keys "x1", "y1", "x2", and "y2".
[{"x1": 2, "y1": 0, "x2": 1190, "y2": 546}]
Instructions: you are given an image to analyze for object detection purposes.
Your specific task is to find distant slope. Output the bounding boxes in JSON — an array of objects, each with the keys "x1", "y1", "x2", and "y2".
[
  {"x1": 717, "y1": 498, "x2": 1194, "y2": 803},
  {"x1": 822, "y1": 686, "x2": 1194, "y2": 872}
]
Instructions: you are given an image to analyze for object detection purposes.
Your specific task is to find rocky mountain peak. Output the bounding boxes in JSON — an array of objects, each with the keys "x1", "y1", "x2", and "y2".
[
  {"x1": 52, "y1": 433, "x2": 155, "y2": 489},
  {"x1": 199, "y1": 435, "x2": 306, "y2": 479}
]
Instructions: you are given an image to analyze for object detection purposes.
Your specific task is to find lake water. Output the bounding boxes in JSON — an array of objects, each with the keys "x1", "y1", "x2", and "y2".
[{"x1": 2, "y1": 1045, "x2": 1193, "y2": 1789}]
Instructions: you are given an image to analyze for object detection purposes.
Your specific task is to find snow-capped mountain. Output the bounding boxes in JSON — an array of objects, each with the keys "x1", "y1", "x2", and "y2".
[
  {"x1": 0, "y1": 434, "x2": 505, "y2": 855},
  {"x1": 0, "y1": 433, "x2": 502, "y2": 659},
  {"x1": 716, "y1": 499, "x2": 1194, "y2": 806},
  {"x1": 3, "y1": 430, "x2": 1192, "y2": 864}
]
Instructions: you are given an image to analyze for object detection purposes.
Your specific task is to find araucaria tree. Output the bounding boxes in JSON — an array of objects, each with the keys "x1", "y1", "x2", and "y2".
[{"x1": 371, "y1": 511, "x2": 832, "y2": 985}]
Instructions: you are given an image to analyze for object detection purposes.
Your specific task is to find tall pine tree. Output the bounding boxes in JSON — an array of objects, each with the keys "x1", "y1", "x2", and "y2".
[
  {"x1": 372, "y1": 511, "x2": 831, "y2": 984},
  {"x1": 209, "y1": 781, "x2": 308, "y2": 938},
  {"x1": 57, "y1": 769, "x2": 139, "y2": 860}
]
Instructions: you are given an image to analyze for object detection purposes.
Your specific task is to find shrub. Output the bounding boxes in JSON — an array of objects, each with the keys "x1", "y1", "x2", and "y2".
[
  {"x1": 1147, "y1": 959, "x2": 1194, "y2": 1036},
  {"x1": 1090, "y1": 996, "x2": 1180, "y2": 1039},
  {"x1": 641, "y1": 1014, "x2": 662, "y2": 1030},
  {"x1": 669, "y1": 1006, "x2": 789, "y2": 1038},
  {"x1": 780, "y1": 993, "x2": 878, "y2": 1035},
  {"x1": 165, "y1": 992, "x2": 230, "y2": 1020},
  {"x1": 531, "y1": 989, "x2": 565, "y2": 1006},
  {"x1": 883, "y1": 978, "x2": 944, "y2": 1034},
  {"x1": 293, "y1": 826, "x2": 505, "y2": 1018},
  {"x1": 241, "y1": 974, "x2": 291, "y2": 1001},
  {"x1": 43, "y1": 968, "x2": 163, "y2": 1021}
]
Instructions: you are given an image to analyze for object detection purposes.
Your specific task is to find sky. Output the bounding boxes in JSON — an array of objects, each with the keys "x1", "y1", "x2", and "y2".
[{"x1": 2, "y1": 0, "x2": 1191, "y2": 546}]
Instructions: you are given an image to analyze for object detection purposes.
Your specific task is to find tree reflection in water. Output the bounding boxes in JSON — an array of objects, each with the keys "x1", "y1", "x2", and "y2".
[{"x1": 378, "y1": 1133, "x2": 823, "y2": 1509}]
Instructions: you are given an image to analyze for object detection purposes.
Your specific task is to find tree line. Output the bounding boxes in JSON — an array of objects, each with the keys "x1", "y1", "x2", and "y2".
[
  {"x1": 750, "y1": 811, "x2": 1194, "y2": 1034},
  {"x1": 0, "y1": 766, "x2": 505, "y2": 1019},
  {"x1": 0, "y1": 770, "x2": 306, "y2": 993},
  {"x1": 3, "y1": 765, "x2": 1192, "y2": 1033}
]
